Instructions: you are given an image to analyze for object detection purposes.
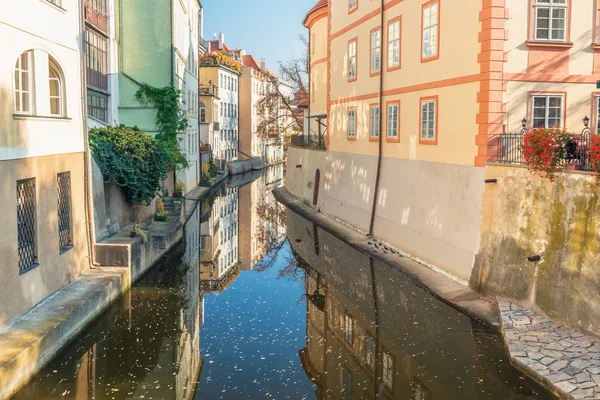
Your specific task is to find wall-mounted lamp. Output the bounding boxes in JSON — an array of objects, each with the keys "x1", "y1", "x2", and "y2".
[
  {"x1": 521, "y1": 118, "x2": 527, "y2": 129},
  {"x1": 583, "y1": 115, "x2": 590, "y2": 128}
]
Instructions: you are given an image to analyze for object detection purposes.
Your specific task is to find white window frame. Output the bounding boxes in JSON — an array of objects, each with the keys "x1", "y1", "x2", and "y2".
[
  {"x1": 370, "y1": 30, "x2": 381, "y2": 74},
  {"x1": 370, "y1": 105, "x2": 380, "y2": 138},
  {"x1": 382, "y1": 349, "x2": 394, "y2": 391},
  {"x1": 348, "y1": 40, "x2": 357, "y2": 80},
  {"x1": 534, "y1": 0, "x2": 568, "y2": 42},
  {"x1": 388, "y1": 20, "x2": 400, "y2": 69},
  {"x1": 349, "y1": 0, "x2": 357, "y2": 12},
  {"x1": 422, "y1": 2, "x2": 439, "y2": 59},
  {"x1": 348, "y1": 109, "x2": 356, "y2": 138},
  {"x1": 420, "y1": 99, "x2": 437, "y2": 141},
  {"x1": 531, "y1": 94, "x2": 564, "y2": 128},
  {"x1": 387, "y1": 103, "x2": 399, "y2": 138},
  {"x1": 49, "y1": 63, "x2": 64, "y2": 117},
  {"x1": 14, "y1": 51, "x2": 33, "y2": 115}
]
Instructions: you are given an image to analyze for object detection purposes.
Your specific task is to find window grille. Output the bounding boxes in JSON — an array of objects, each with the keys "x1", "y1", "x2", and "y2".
[
  {"x1": 17, "y1": 178, "x2": 38, "y2": 273},
  {"x1": 57, "y1": 172, "x2": 73, "y2": 252}
]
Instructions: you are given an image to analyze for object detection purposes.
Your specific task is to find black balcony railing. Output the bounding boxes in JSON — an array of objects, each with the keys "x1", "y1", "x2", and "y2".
[
  {"x1": 488, "y1": 130, "x2": 594, "y2": 171},
  {"x1": 291, "y1": 134, "x2": 326, "y2": 150}
]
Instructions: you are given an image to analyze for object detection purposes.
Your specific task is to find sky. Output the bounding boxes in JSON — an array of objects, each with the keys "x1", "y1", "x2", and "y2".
[{"x1": 201, "y1": 0, "x2": 315, "y2": 72}]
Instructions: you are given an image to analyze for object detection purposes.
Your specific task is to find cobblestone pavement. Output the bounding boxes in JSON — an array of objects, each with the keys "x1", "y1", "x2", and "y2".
[{"x1": 499, "y1": 298, "x2": 600, "y2": 399}]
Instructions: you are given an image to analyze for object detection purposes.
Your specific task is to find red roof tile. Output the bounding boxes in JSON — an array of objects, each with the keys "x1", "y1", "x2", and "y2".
[{"x1": 303, "y1": 0, "x2": 328, "y2": 25}]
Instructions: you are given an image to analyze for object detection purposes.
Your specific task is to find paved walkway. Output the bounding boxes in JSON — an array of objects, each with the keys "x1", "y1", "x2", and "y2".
[{"x1": 499, "y1": 298, "x2": 600, "y2": 399}]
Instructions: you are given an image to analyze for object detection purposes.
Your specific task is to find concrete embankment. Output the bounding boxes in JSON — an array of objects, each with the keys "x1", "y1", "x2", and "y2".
[
  {"x1": 272, "y1": 186, "x2": 499, "y2": 329},
  {"x1": 0, "y1": 175, "x2": 227, "y2": 400}
]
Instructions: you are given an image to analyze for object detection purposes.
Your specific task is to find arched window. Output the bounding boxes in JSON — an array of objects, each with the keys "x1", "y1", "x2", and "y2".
[
  {"x1": 14, "y1": 51, "x2": 33, "y2": 114},
  {"x1": 49, "y1": 58, "x2": 64, "y2": 116},
  {"x1": 200, "y1": 101, "x2": 206, "y2": 123}
]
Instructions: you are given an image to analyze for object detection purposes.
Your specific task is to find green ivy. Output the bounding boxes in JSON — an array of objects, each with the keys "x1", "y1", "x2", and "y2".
[
  {"x1": 135, "y1": 84, "x2": 190, "y2": 171},
  {"x1": 90, "y1": 125, "x2": 170, "y2": 205}
]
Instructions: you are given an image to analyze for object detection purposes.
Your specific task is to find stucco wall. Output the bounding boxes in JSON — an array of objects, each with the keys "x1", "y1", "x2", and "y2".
[
  {"x1": 473, "y1": 165, "x2": 600, "y2": 338},
  {"x1": 0, "y1": 153, "x2": 89, "y2": 331},
  {"x1": 287, "y1": 146, "x2": 485, "y2": 282}
]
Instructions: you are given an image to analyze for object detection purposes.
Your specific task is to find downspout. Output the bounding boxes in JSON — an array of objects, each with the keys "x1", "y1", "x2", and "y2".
[
  {"x1": 171, "y1": 0, "x2": 177, "y2": 187},
  {"x1": 79, "y1": 0, "x2": 99, "y2": 266},
  {"x1": 368, "y1": 1, "x2": 385, "y2": 237}
]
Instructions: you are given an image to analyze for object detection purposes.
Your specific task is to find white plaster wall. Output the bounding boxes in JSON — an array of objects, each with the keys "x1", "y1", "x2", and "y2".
[
  {"x1": 504, "y1": 0, "x2": 529, "y2": 74},
  {"x1": 287, "y1": 147, "x2": 486, "y2": 282},
  {"x1": 0, "y1": 0, "x2": 85, "y2": 161},
  {"x1": 569, "y1": 0, "x2": 595, "y2": 75}
]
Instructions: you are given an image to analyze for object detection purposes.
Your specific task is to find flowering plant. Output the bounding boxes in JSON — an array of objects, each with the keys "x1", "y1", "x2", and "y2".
[
  {"x1": 588, "y1": 134, "x2": 600, "y2": 183},
  {"x1": 522, "y1": 127, "x2": 570, "y2": 180}
]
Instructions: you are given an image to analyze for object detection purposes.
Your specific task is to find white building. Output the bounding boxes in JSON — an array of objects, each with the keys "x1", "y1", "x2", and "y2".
[
  {"x1": 175, "y1": 0, "x2": 201, "y2": 191},
  {"x1": 0, "y1": 0, "x2": 90, "y2": 331}
]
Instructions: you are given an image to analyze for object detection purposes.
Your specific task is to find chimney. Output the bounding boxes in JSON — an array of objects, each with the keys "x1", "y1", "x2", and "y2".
[
  {"x1": 240, "y1": 49, "x2": 246, "y2": 58},
  {"x1": 260, "y1": 58, "x2": 267, "y2": 71},
  {"x1": 219, "y1": 32, "x2": 225, "y2": 50}
]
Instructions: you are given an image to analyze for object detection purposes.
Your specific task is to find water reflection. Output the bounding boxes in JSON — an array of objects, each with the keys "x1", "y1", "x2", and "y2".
[
  {"x1": 286, "y1": 210, "x2": 555, "y2": 400},
  {"x1": 13, "y1": 163, "x2": 554, "y2": 399}
]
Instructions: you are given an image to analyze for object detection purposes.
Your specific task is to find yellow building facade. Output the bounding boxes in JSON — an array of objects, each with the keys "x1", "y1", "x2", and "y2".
[{"x1": 290, "y1": 0, "x2": 600, "y2": 283}]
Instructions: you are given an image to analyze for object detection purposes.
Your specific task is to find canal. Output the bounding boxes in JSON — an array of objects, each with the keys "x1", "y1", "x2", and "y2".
[{"x1": 12, "y1": 165, "x2": 556, "y2": 399}]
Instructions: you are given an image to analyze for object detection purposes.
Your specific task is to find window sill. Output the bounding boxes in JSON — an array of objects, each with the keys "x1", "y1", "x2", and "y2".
[
  {"x1": 592, "y1": 43, "x2": 600, "y2": 51},
  {"x1": 19, "y1": 263, "x2": 40, "y2": 276},
  {"x1": 41, "y1": 0, "x2": 67, "y2": 13},
  {"x1": 13, "y1": 114, "x2": 72, "y2": 121},
  {"x1": 60, "y1": 246, "x2": 74, "y2": 255},
  {"x1": 526, "y1": 41, "x2": 574, "y2": 49},
  {"x1": 88, "y1": 115, "x2": 109, "y2": 125}
]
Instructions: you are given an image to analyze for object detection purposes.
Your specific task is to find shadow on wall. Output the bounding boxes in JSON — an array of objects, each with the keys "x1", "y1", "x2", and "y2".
[{"x1": 472, "y1": 166, "x2": 600, "y2": 340}]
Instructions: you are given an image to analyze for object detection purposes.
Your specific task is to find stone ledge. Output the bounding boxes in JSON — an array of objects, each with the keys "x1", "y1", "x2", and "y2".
[
  {"x1": 0, "y1": 268, "x2": 130, "y2": 400},
  {"x1": 499, "y1": 298, "x2": 600, "y2": 399}
]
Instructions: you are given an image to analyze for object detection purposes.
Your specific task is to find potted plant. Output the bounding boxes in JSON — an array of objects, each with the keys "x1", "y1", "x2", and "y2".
[
  {"x1": 173, "y1": 181, "x2": 186, "y2": 198},
  {"x1": 154, "y1": 198, "x2": 169, "y2": 221},
  {"x1": 522, "y1": 126, "x2": 570, "y2": 181},
  {"x1": 130, "y1": 224, "x2": 149, "y2": 243}
]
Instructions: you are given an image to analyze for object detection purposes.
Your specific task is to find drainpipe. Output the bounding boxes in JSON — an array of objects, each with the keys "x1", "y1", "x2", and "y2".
[
  {"x1": 79, "y1": 0, "x2": 99, "y2": 266},
  {"x1": 368, "y1": 0, "x2": 385, "y2": 237},
  {"x1": 171, "y1": 0, "x2": 177, "y2": 188}
]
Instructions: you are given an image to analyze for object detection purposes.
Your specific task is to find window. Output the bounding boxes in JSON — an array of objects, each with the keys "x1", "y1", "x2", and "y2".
[
  {"x1": 14, "y1": 51, "x2": 32, "y2": 114},
  {"x1": 348, "y1": 39, "x2": 357, "y2": 81},
  {"x1": 349, "y1": 0, "x2": 357, "y2": 13},
  {"x1": 420, "y1": 97, "x2": 437, "y2": 143},
  {"x1": 387, "y1": 102, "x2": 399, "y2": 140},
  {"x1": 200, "y1": 101, "x2": 206, "y2": 123},
  {"x1": 47, "y1": 0, "x2": 62, "y2": 7},
  {"x1": 86, "y1": 0, "x2": 107, "y2": 17},
  {"x1": 534, "y1": 0, "x2": 568, "y2": 41},
  {"x1": 343, "y1": 367, "x2": 352, "y2": 400},
  {"x1": 370, "y1": 105, "x2": 380, "y2": 140},
  {"x1": 49, "y1": 60, "x2": 64, "y2": 116},
  {"x1": 382, "y1": 350, "x2": 394, "y2": 391},
  {"x1": 88, "y1": 91, "x2": 108, "y2": 122},
  {"x1": 57, "y1": 172, "x2": 73, "y2": 252},
  {"x1": 312, "y1": 33, "x2": 316, "y2": 55},
  {"x1": 370, "y1": 29, "x2": 381, "y2": 74},
  {"x1": 531, "y1": 94, "x2": 563, "y2": 128},
  {"x1": 388, "y1": 19, "x2": 401, "y2": 69},
  {"x1": 422, "y1": 1, "x2": 439, "y2": 61},
  {"x1": 17, "y1": 178, "x2": 38, "y2": 273},
  {"x1": 414, "y1": 379, "x2": 431, "y2": 400},
  {"x1": 347, "y1": 108, "x2": 357, "y2": 139},
  {"x1": 344, "y1": 313, "x2": 354, "y2": 344},
  {"x1": 85, "y1": 28, "x2": 108, "y2": 90},
  {"x1": 365, "y1": 335, "x2": 376, "y2": 371}
]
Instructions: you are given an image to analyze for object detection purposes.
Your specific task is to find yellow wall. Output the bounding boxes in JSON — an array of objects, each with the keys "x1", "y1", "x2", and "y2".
[
  {"x1": 0, "y1": 153, "x2": 89, "y2": 330},
  {"x1": 326, "y1": 0, "x2": 481, "y2": 166},
  {"x1": 309, "y1": 15, "x2": 329, "y2": 115}
]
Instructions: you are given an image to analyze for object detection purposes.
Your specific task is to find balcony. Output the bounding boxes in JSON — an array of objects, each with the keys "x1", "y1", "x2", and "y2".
[
  {"x1": 87, "y1": 68, "x2": 108, "y2": 91},
  {"x1": 85, "y1": 3, "x2": 107, "y2": 33},
  {"x1": 488, "y1": 131, "x2": 593, "y2": 171},
  {"x1": 290, "y1": 134, "x2": 326, "y2": 150},
  {"x1": 200, "y1": 83, "x2": 218, "y2": 97}
]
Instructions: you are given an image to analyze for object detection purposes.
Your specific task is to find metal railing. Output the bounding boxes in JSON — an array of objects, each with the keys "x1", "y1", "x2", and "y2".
[
  {"x1": 290, "y1": 134, "x2": 326, "y2": 150},
  {"x1": 488, "y1": 129, "x2": 594, "y2": 171}
]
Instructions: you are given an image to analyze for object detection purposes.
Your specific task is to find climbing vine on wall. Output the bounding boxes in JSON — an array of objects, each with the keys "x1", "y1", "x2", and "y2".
[
  {"x1": 135, "y1": 84, "x2": 189, "y2": 170},
  {"x1": 90, "y1": 125, "x2": 169, "y2": 205}
]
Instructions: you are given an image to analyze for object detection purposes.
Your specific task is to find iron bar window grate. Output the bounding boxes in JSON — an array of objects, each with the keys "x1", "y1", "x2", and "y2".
[
  {"x1": 17, "y1": 178, "x2": 38, "y2": 273},
  {"x1": 57, "y1": 172, "x2": 73, "y2": 252}
]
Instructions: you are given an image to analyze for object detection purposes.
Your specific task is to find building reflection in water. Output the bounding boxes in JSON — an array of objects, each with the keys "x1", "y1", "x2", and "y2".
[{"x1": 287, "y1": 210, "x2": 554, "y2": 400}]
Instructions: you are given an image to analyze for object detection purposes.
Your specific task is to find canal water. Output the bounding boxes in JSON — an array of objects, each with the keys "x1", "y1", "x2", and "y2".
[{"x1": 12, "y1": 165, "x2": 556, "y2": 399}]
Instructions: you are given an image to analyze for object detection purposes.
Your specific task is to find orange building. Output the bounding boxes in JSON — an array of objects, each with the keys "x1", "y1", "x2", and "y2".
[{"x1": 288, "y1": 0, "x2": 600, "y2": 283}]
